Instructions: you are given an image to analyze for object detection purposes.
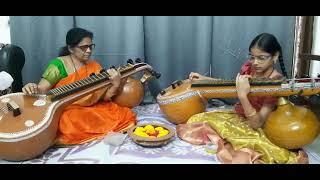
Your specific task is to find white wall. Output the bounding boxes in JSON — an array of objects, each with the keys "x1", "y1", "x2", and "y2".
[
  {"x1": 310, "y1": 16, "x2": 320, "y2": 77},
  {"x1": 0, "y1": 16, "x2": 11, "y2": 44}
]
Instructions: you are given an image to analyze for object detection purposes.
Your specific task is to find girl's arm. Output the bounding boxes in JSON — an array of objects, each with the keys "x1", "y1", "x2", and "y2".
[
  {"x1": 238, "y1": 94, "x2": 273, "y2": 129},
  {"x1": 236, "y1": 73, "x2": 273, "y2": 129}
]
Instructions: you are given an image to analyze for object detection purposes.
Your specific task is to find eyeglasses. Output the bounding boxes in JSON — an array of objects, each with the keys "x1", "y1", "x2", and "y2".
[
  {"x1": 248, "y1": 54, "x2": 272, "y2": 64},
  {"x1": 76, "y1": 44, "x2": 96, "y2": 52}
]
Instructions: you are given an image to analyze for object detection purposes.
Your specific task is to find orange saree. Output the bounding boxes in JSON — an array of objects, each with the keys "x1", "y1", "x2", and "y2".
[{"x1": 54, "y1": 61, "x2": 136, "y2": 145}]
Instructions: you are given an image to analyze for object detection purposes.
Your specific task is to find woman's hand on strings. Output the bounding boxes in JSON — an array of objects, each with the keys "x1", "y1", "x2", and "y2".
[
  {"x1": 22, "y1": 83, "x2": 40, "y2": 95},
  {"x1": 107, "y1": 68, "x2": 121, "y2": 88}
]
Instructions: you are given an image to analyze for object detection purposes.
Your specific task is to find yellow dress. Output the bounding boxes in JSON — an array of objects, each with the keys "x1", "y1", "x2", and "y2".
[{"x1": 187, "y1": 110, "x2": 304, "y2": 164}]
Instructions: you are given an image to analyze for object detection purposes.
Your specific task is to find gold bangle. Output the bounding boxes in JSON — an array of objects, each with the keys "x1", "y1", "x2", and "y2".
[{"x1": 246, "y1": 110, "x2": 257, "y2": 117}]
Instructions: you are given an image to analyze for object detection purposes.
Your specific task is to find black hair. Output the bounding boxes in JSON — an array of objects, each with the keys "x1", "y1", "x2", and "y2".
[
  {"x1": 249, "y1": 33, "x2": 288, "y2": 78},
  {"x1": 59, "y1": 27, "x2": 93, "y2": 56}
]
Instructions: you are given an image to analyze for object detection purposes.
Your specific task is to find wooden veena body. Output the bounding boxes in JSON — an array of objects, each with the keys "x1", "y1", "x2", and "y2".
[
  {"x1": 0, "y1": 60, "x2": 159, "y2": 161},
  {"x1": 113, "y1": 59, "x2": 161, "y2": 108},
  {"x1": 263, "y1": 97, "x2": 320, "y2": 149},
  {"x1": 157, "y1": 78, "x2": 320, "y2": 124},
  {"x1": 113, "y1": 77, "x2": 145, "y2": 108}
]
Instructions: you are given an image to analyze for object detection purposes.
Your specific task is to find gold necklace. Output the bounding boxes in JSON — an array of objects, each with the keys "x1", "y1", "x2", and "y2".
[
  {"x1": 69, "y1": 55, "x2": 88, "y2": 78},
  {"x1": 266, "y1": 67, "x2": 274, "y2": 78}
]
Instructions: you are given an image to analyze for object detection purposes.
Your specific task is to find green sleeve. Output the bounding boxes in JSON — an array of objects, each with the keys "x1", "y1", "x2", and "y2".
[{"x1": 41, "y1": 58, "x2": 68, "y2": 85}]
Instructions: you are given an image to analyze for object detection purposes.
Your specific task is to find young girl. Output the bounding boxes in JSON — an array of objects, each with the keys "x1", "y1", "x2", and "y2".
[
  {"x1": 178, "y1": 33, "x2": 307, "y2": 163},
  {"x1": 189, "y1": 33, "x2": 287, "y2": 130}
]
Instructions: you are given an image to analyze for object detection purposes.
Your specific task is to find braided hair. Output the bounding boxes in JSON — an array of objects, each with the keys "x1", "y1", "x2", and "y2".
[{"x1": 249, "y1": 33, "x2": 288, "y2": 78}]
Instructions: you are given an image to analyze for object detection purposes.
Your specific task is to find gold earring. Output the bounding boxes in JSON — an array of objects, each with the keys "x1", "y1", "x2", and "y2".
[{"x1": 273, "y1": 58, "x2": 278, "y2": 64}]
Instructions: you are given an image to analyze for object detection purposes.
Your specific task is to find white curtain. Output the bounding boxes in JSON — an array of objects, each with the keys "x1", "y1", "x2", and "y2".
[{"x1": 0, "y1": 16, "x2": 11, "y2": 44}]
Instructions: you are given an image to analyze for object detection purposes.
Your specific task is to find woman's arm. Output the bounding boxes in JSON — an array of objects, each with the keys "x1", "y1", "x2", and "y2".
[
  {"x1": 103, "y1": 68, "x2": 121, "y2": 101},
  {"x1": 23, "y1": 60, "x2": 66, "y2": 95},
  {"x1": 103, "y1": 84, "x2": 120, "y2": 101},
  {"x1": 22, "y1": 78, "x2": 53, "y2": 95}
]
